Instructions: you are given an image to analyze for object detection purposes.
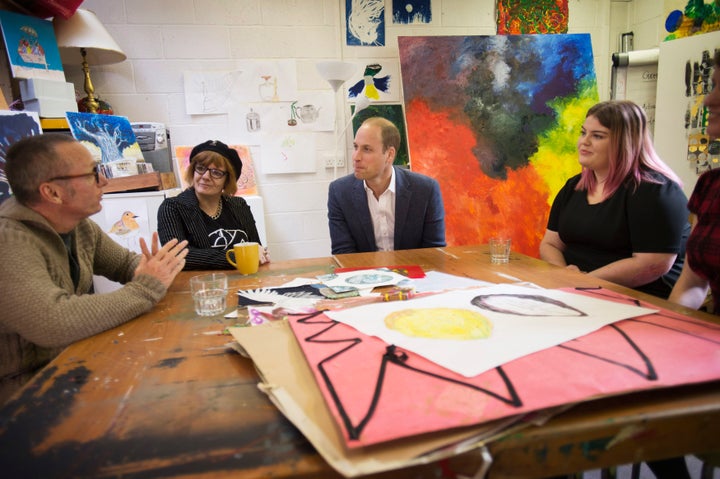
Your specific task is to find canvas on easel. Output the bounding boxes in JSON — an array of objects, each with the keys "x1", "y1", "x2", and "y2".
[{"x1": 0, "y1": 10, "x2": 64, "y2": 81}]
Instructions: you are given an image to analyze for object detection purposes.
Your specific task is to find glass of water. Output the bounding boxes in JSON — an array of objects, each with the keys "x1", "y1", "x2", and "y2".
[{"x1": 190, "y1": 273, "x2": 228, "y2": 316}]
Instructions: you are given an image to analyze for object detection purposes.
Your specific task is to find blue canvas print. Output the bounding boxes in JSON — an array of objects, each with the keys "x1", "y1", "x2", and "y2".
[
  {"x1": 66, "y1": 112, "x2": 144, "y2": 177},
  {"x1": 392, "y1": 0, "x2": 431, "y2": 24},
  {"x1": 0, "y1": 110, "x2": 42, "y2": 204},
  {"x1": 0, "y1": 10, "x2": 64, "y2": 81},
  {"x1": 346, "y1": 0, "x2": 385, "y2": 46}
]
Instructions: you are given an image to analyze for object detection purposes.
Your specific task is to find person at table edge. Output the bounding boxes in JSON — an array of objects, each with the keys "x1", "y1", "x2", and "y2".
[
  {"x1": 0, "y1": 134, "x2": 188, "y2": 405},
  {"x1": 539, "y1": 100, "x2": 689, "y2": 299},
  {"x1": 670, "y1": 49, "x2": 720, "y2": 315},
  {"x1": 327, "y1": 117, "x2": 446, "y2": 254}
]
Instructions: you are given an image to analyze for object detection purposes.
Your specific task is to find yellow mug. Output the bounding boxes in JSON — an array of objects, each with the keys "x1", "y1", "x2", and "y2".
[{"x1": 226, "y1": 242, "x2": 259, "y2": 275}]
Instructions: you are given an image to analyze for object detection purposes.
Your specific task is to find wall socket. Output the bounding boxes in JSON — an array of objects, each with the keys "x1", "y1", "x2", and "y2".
[{"x1": 323, "y1": 153, "x2": 345, "y2": 168}]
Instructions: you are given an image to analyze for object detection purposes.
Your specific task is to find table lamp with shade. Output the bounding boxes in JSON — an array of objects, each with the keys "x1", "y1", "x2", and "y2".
[{"x1": 52, "y1": 9, "x2": 126, "y2": 114}]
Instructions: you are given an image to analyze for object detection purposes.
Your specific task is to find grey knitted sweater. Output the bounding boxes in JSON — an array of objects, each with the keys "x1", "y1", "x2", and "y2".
[{"x1": 0, "y1": 198, "x2": 167, "y2": 404}]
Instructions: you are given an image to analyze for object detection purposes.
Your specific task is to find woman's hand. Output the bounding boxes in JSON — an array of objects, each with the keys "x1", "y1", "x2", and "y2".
[{"x1": 259, "y1": 246, "x2": 270, "y2": 264}]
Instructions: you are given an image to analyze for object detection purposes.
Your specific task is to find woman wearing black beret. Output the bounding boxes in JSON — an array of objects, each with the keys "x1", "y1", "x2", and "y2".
[{"x1": 157, "y1": 140, "x2": 269, "y2": 270}]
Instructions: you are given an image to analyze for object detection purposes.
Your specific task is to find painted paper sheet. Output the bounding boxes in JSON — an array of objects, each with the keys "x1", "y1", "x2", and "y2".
[
  {"x1": 346, "y1": 60, "x2": 401, "y2": 103},
  {"x1": 65, "y1": 112, "x2": 143, "y2": 178},
  {"x1": 174, "y1": 144, "x2": 257, "y2": 196},
  {"x1": 496, "y1": 0, "x2": 569, "y2": 34},
  {"x1": 0, "y1": 110, "x2": 41, "y2": 204},
  {"x1": 664, "y1": 0, "x2": 720, "y2": 40},
  {"x1": 261, "y1": 132, "x2": 315, "y2": 174},
  {"x1": 183, "y1": 60, "x2": 298, "y2": 114},
  {"x1": 325, "y1": 284, "x2": 656, "y2": 377},
  {"x1": 654, "y1": 31, "x2": 720, "y2": 198},
  {"x1": 288, "y1": 287, "x2": 720, "y2": 447},
  {"x1": 346, "y1": 0, "x2": 385, "y2": 46},
  {"x1": 0, "y1": 10, "x2": 64, "y2": 81},
  {"x1": 392, "y1": 0, "x2": 431, "y2": 24},
  {"x1": 351, "y1": 103, "x2": 408, "y2": 166},
  {"x1": 95, "y1": 197, "x2": 152, "y2": 252},
  {"x1": 398, "y1": 34, "x2": 598, "y2": 256}
]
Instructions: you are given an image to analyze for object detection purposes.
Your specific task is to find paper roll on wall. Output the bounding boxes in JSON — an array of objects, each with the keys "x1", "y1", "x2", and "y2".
[{"x1": 612, "y1": 48, "x2": 660, "y2": 67}]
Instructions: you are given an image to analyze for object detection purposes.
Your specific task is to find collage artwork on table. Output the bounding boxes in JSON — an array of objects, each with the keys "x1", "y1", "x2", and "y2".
[{"x1": 286, "y1": 285, "x2": 720, "y2": 447}]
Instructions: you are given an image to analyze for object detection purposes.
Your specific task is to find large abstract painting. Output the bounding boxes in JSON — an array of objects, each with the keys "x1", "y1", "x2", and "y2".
[{"x1": 398, "y1": 34, "x2": 598, "y2": 256}]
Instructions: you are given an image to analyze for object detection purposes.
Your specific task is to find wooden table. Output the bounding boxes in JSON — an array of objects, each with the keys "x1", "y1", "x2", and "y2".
[{"x1": 1, "y1": 246, "x2": 718, "y2": 478}]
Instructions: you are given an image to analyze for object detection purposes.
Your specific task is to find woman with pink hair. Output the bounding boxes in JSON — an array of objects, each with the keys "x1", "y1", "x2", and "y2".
[{"x1": 540, "y1": 100, "x2": 690, "y2": 299}]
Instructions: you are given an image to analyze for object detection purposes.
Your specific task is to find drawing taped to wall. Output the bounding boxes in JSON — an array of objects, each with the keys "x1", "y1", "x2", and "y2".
[{"x1": 348, "y1": 64, "x2": 391, "y2": 101}]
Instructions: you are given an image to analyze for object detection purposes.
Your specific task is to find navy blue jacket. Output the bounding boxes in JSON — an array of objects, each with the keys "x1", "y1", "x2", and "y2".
[{"x1": 328, "y1": 166, "x2": 446, "y2": 254}]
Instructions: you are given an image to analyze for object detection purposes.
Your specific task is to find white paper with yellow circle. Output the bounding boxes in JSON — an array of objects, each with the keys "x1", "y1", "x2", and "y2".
[{"x1": 325, "y1": 284, "x2": 657, "y2": 377}]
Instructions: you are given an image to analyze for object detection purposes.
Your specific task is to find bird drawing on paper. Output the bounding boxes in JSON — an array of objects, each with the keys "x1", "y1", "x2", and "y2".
[
  {"x1": 348, "y1": 63, "x2": 390, "y2": 100},
  {"x1": 108, "y1": 211, "x2": 140, "y2": 236}
]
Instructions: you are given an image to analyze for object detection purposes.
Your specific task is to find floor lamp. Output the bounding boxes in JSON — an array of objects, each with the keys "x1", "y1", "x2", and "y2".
[{"x1": 316, "y1": 61, "x2": 358, "y2": 178}]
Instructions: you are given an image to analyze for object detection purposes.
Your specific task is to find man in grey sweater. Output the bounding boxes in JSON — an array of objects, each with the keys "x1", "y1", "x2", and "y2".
[{"x1": 0, "y1": 134, "x2": 188, "y2": 405}]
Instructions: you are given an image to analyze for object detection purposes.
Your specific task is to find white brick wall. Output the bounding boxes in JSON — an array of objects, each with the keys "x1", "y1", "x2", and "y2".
[{"x1": 70, "y1": 0, "x2": 661, "y2": 261}]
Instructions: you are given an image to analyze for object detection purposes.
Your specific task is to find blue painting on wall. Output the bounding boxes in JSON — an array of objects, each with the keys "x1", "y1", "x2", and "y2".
[
  {"x1": 346, "y1": 0, "x2": 385, "y2": 46},
  {"x1": 392, "y1": 0, "x2": 431, "y2": 24},
  {"x1": 0, "y1": 110, "x2": 42, "y2": 204}
]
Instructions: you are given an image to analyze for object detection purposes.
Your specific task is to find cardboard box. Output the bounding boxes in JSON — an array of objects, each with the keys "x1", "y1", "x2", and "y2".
[
  {"x1": 19, "y1": 78, "x2": 76, "y2": 101},
  {"x1": 23, "y1": 97, "x2": 78, "y2": 117},
  {"x1": 20, "y1": 78, "x2": 78, "y2": 117}
]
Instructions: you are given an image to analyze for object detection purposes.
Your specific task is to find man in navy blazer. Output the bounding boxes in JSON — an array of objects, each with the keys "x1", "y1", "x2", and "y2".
[{"x1": 328, "y1": 117, "x2": 446, "y2": 254}]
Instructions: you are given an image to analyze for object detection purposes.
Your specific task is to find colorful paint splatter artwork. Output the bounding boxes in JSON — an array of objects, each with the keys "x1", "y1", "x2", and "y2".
[
  {"x1": 665, "y1": 0, "x2": 720, "y2": 40},
  {"x1": 398, "y1": 34, "x2": 598, "y2": 256},
  {"x1": 496, "y1": 0, "x2": 569, "y2": 34}
]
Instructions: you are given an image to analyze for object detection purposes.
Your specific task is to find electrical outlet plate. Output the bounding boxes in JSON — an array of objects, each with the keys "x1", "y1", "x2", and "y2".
[{"x1": 323, "y1": 153, "x2": 345, "y2": 168}]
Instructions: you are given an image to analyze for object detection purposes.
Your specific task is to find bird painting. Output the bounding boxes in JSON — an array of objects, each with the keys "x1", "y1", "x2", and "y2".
[
  {"x1": 348, "y1": 63, "x2": 390, "y2": 100},
  {"x1": 108, "y1": 211, "x2": 140, "y2": 236}
]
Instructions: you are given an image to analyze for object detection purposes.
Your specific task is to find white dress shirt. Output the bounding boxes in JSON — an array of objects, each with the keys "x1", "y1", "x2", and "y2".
[{"x1": 364, "y1": 167, "x2": 396, "y2": 251}]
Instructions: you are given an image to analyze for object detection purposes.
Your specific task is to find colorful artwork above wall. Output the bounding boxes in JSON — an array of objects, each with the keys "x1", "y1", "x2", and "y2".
[
  {"x1": 664, "y1": 0, "x2": 720, "y2": 40},
  {"x1": 496, "y1": 0, "x2": 569, "y2": 34},
  {"x1": 398, "y1": 34, "x2": 598, "y2": 256}
]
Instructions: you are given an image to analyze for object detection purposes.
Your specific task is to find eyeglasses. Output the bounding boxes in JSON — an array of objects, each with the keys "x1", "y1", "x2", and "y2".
[
  {"x1": 194, "y1": 164, "x2": 228, "y2": 179},
  {"x1": 47, "y1": 165, "x2": 101, "y2": 184}
]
